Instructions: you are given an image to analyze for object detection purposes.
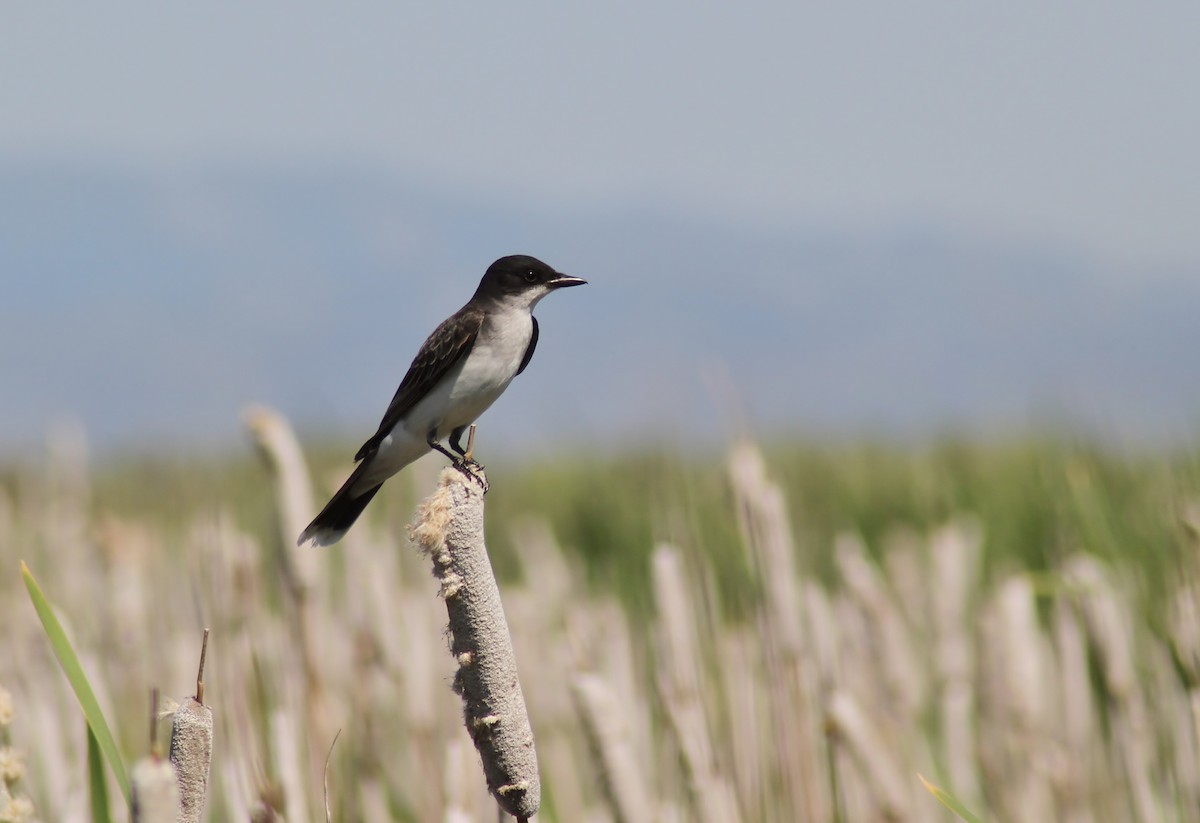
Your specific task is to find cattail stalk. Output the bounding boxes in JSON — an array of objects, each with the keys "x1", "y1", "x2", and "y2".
[
  {"x1": 572, "y1": 673, "x2": 655, "y2": 823},
  {"x1": 130, "y1": 757, "x2": 181, "y2": 823},
  {"x1": 826, "y1": 691, "x2": 911, "y2": 820},
  {"x1": 728, "y1": 443, "x2": 828, "y2": 823},
  {"x1": 170, "y1": 629, "x2": 213, "y2": 823},
  {"x1": 1066, "y1": 555, "x2": 1160, "y2": 822},
  {"x1": 651, "y1": 544, "x2": 743, "y2": 823},
  {"x1": 409, "y1": 465, "x2": 540, "y2": 821},
  {"x1": 994, "y1": 576, "x2": 1055, "y2": 822},
  {"x1": 131, "y1": 689, "x2": 181, "y2": 823},
  {"x1": 930, "y1": 520, "x2": 981, "y2": 807},
  {"x1": 245, "y1": 404, "x2": 331, "y2": 802}
]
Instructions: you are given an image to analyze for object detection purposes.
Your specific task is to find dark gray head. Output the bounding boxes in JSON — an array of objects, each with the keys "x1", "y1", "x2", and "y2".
[{"x1": 473, "y1": 255, "x2": 587, "y2": 307}]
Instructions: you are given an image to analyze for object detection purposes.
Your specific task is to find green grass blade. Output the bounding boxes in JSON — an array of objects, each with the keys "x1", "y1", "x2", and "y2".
[
  {"x1": 21, "y1": 561, "x2": 131, "y2": 803},
  {"x1": 87, "y1": 723, "x2": 113, "y2": 823},
  {"x1": 919, "y1": 773, "x2": 985, "y2": 823}
]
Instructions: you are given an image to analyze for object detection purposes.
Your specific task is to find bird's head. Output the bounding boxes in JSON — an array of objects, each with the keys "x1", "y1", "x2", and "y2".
[{"x1": 475, "y1": 255, "x2": 587, "y2": 308}]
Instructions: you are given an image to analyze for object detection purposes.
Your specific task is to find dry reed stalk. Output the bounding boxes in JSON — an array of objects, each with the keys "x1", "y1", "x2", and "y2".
[
  {"x1": 131, "y1": 690, "x2": 181, "y2": 823},
  {"x1": 1170, "y1": 584, "x2": 1200, "y2": 681},
  {"x1": 0, "y1": 488, "x2": 13, "y2": 551},
  {"x1": 345, "y1": 528, "x2": 434, "y2": 814},
  {"x1": 271, "y1": 707, "x2": 310, "y2": 823},
  {"x1": 394, "y1": 595, "x2": 448, "y2": 820},
  {"x1": 883, "y1": 526, "x2": 930, "y2": 633},
  {"x1": 564, "y1": 597, "x2": 654, "y2": 819},
  {"x1": 130, "y1": 756, "x2": 181, "y2": 823},
  {"x1": 572, "y1": 673, "x2": 656, "y2": 823},
  {"x1": 718, "y1": 630, "x2": 765, "y2": 823},
  {"x1": 825, "y1": 690, "x2": 912, "y2": 820},
  {"x1": 727, "y1": 443, "x2": 829, "y2": 823},
  {"x1": 974, "y1": 594, "x2": 1008, "y2": 809},
  {"x1": 243, "y1": 406, "x2": 318, "y2": 571},
  {"x1": 506, "y1": 522, "x2": 581, "y2": 775},
  {"x1": 1169, "y1": 582, "x2": 1200, "y2": 812},
  {"x1": 251, "y1": 798, "x2": 287, "y2": 823},
  {"x1": 799, "y1": 581, "x2": 874, "y2": 822},
  {"x1": 410, "y1": 466, "x2": 541, "y2": 821},
  {"x1": 43, "y1": 419, "x2": 90, "y2": 553},
  {"x1": 1148, "y1": 638, "x2": 1199, "y2": 815},
  {"x1": 215, "y1": 609, "x2": 272, "y2": 819},
  {"x1": 994, "y1": 575, "x2": 1056, "y2": 822},
  {"x1": 218, "y1": 759, "x2": 252, "y2": 823},
  {"x1": 357, "y1": 778, "x2": 391, "y2": 823},
  {"x1": 511, "y1": 519, "x2": 575, "y2": 615},
  {"x1": 834, "y1": 533, "x2": 923, "y2": 741},
  {"x1": 1065, "y1": 555, "x2": 1160, "y2": 822},
  {"x1": 40, "y1": 421, "x2": 97, "y2": 638},
  {"x1": 587, "y1": 599, "x2": 652, "y2": 768},
  {"x1": 245, "y1": 405, "x2": 333, "y2": 807},
  {"x1": 798, "y1": 581, "x2": 836, "y2": 690},
  {"x1": 95, "y1": 515, "x2": 153, "y2": 701},
  {"x1": 929, "y1": 519, "x2": 981, "y2": 807},
  {"x1": 651, "y1": 544, "x2": 743, "y2": 823},
  {"x1": 19, "y1": 674, "x2": 72, "y2": 821},
  {"x1": 443, "y1": 732, "x2": 484, "y2": 823},
  {"x1": 1052, "y1": 597, "x2": 1096, "y2": 823},
  {"x1": 0, "y1": 684, "x2": 37, "y2": 823}
]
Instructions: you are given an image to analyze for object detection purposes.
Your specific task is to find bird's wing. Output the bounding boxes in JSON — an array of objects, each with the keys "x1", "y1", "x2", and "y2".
[
  {"x1": 354, "y1": 306, "x2": 485, "y2": 461},
  {"x1": 516, "y1": 315, "x2": 538, "y2": 376}
]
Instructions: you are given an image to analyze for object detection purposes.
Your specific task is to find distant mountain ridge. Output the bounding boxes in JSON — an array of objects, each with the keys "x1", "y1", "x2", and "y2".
[{"x1": 2, "y1": 163, "x2": 1198, "y2": 454}]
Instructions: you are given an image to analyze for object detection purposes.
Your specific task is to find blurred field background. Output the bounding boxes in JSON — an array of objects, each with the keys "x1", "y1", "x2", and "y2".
[
  {"x1": 5, "y1": 4, "x2": 1200, "y2": 822},
  {"x1": 3, "y1": 414, "x2": 1200, "y2": 822}
]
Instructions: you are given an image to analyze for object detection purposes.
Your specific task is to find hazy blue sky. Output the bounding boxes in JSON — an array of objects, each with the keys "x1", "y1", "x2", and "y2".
[
  {"x1": 4, "y1": 2, "x2": 1199, "y2": 267},
  {"x1": 3, "y1": 4, "x2": 1199, "y2": 454}
]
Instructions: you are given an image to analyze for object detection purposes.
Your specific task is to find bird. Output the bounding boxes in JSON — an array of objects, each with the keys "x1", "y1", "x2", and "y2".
[{"x1": 298, "y1": 254, "x2": 586, "y2": 547}]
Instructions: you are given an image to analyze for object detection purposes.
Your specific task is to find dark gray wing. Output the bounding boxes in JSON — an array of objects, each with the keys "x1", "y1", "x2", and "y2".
[
  {"x1": 516, "y1": 315, "x2": 538, "y2": 376},
  {"x1": 354, "y1": 306, "x2": 485, "y2": 461}
]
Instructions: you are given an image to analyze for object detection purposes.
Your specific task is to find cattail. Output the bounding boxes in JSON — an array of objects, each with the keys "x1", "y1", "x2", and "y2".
[
  {"x1": 245, "y1": 404, "x2": 332, "y2": 801},
  {"x1": 929, "y1": 519, "x2": 981, "y2": 806},
  {"x1": 271, "y1": 708, "x2": 310, "y2": 823},
  {"x1": 651, "y1": 544, "x2": 743, "y2": 823},
  {"x1": 993, "y1": 575, "x2": 1056, "y2": 822},
  {"x1": 728, "y1": 442, "x2": 829, "y2": 822},
  {"x1": 0, "y1": 684, "x2": 37, "y2": 823},
  {"x1": 170, "y1": 630, "x2": 213, "y2": 823},
  {"x1": 826, "y1": 691, "x2": 911, "y2": 820},
  {"x1": 409, "y1": 466, "x2": 540, "y2": 821},
  {"x1": 131, "y1": 689, "x2": 181, "y2": 823},
  {"x1": 1052, "y1": 596, "x2": 1094, "y2": 820},
  {"x1": 718, "y1": 630, "x2": 765, "y2": 823},
  {"x1": 242, "y1": 405, "x2": 318, "y2": 594},
  {"x1": 572, "y1": 673, "x2": 655, "y2": 823},
  {"x1": 835, "y1": 533, "x2": 924, "y2": 724},
  {"x1": 130, "y1": 757, "x2": 181, "y2": 823},
  {"x1": 1065, "y1": 555, "x2": 1159, "y2": 822},
  {"x1": 883, "y1": 526, "x2": 929, "y2": 634}
]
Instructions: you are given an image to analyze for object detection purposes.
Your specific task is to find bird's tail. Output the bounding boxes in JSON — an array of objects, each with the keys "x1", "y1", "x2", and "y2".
[{"x1": 298, "y1": 462, "x2": 383, "y2": 547}]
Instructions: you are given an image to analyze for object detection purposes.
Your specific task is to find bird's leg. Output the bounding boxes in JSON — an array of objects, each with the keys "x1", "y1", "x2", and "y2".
[
  {"x1": 449, "y1": 426, "x2": 467, "y2": 457},
  {"x1": 450, "y1": 425, "x2": 483, "y2": 469},
  {"x1": 429, "y1": 429, "x2": 488, "y2": 492},
  {"x1": 426, "y1": 432, "x2": 461, "y2": 464}
]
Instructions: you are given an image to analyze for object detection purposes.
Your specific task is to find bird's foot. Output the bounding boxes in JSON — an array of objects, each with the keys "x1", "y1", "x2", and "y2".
[
  {"x1": 451, "y1": 457, "x2": 489, "y2": 493},
  {"x1": 438, "y1": 425, "x2": 487, "y2": 492}
]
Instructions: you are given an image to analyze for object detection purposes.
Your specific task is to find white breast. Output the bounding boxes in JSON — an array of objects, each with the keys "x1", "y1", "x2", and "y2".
[{"x1": 402, "y1": 305, "x2": 533, "y2": 440}]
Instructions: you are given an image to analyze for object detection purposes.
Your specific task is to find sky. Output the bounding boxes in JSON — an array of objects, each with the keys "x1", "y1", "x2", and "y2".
[
  {"x1": 3, "y1": 2, "x2": 1199, "y2": 267},
  {"x1": 2, "y1": 3, "x2": 1199, "y2": 455}
]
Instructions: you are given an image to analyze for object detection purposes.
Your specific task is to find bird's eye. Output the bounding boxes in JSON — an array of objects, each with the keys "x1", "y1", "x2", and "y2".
[{"x1": 523, "y1": 269, "x2": 539, "y2": 283}]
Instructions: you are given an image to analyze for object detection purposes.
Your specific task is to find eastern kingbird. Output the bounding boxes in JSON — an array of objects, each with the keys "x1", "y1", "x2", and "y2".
[{"x1": 298, "y1": 254, "x2": 586, "y2": 547}]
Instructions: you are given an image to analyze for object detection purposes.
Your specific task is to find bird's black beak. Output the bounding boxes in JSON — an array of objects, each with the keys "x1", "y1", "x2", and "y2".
[{"x1": 548, "y1": 273, "x2": 587, "y2": 288}]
